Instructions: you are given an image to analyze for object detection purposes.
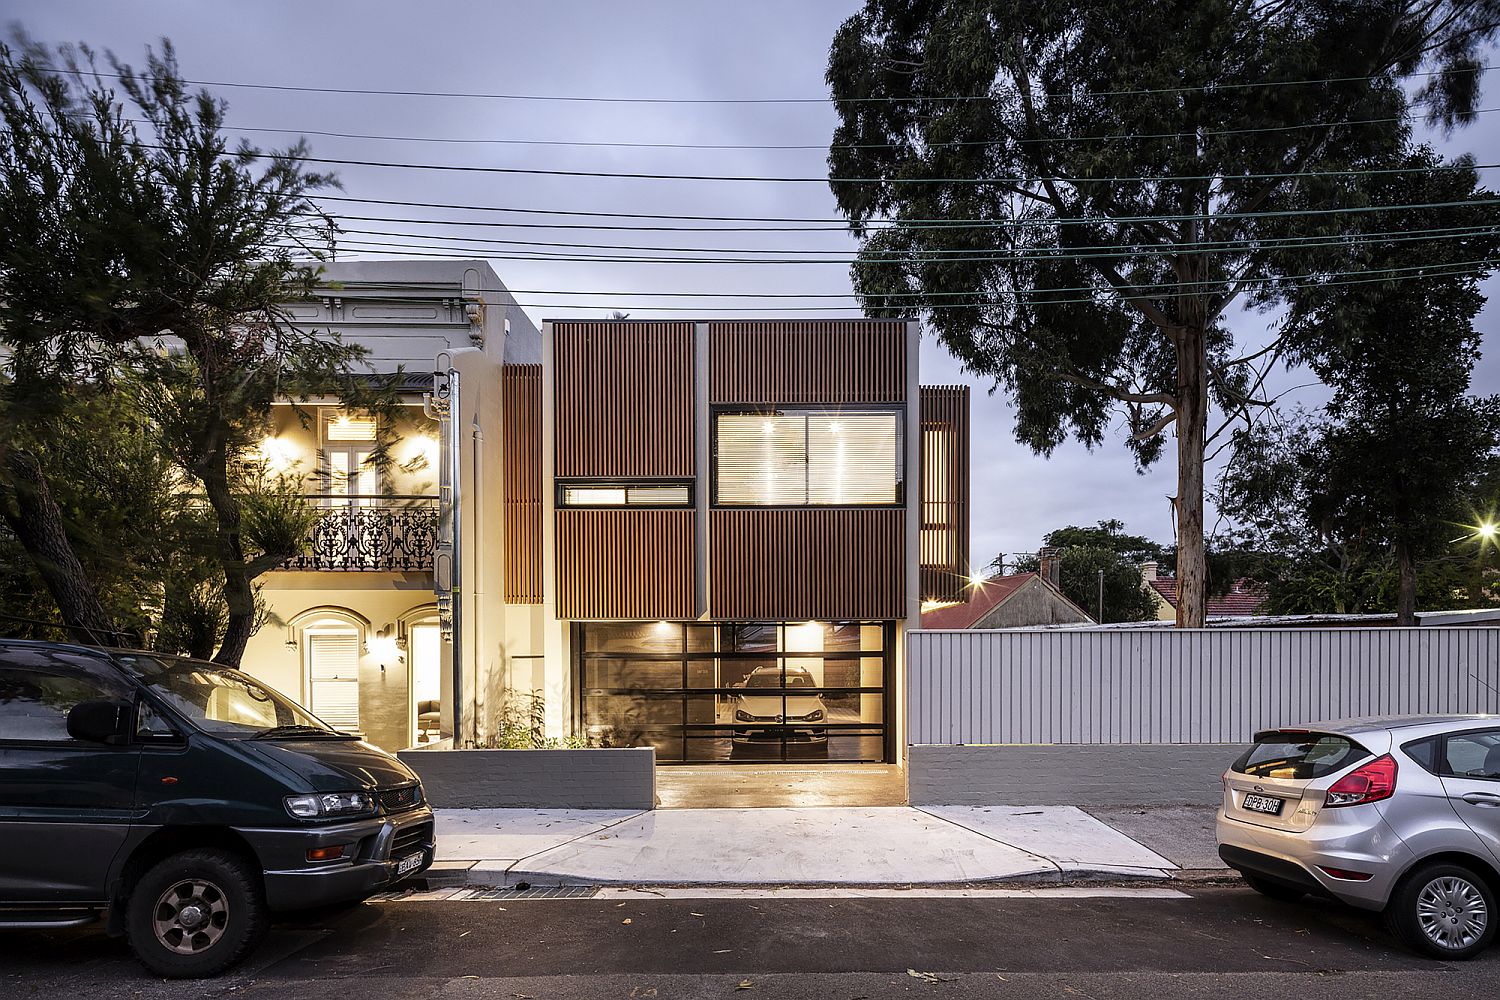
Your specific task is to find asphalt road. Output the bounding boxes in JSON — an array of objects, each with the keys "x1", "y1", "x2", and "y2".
[{"x1": 4, "y1": 887, "x2": 1499, "y2": 999}]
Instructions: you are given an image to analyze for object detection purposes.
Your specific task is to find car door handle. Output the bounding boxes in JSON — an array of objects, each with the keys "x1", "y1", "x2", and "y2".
[{"x1": 1461, "y1": 792, "x2": 1500, "y2": 806}]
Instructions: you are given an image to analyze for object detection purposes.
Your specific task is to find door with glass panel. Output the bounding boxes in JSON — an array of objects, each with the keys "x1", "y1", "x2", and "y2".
[{"x1": 574, "y1": 621, "x2": 890, "y2": 763}]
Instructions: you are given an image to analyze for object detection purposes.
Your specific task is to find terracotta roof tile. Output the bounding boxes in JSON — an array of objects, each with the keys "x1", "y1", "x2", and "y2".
[
  {"x1": 920, "y1": 574, "x2": 1038, "y2": 629},
  {"x1": 1149, "y1": 577, "x2": 1268, "y2": 617}
]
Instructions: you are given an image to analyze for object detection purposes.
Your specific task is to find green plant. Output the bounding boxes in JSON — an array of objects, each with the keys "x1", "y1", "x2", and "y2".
[{"x1": 483, "y1": 690, "x2": 588, "y2": 749}]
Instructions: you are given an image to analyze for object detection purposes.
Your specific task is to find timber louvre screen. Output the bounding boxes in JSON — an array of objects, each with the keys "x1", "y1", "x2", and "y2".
[
  {"x1": 907, "y1": 627, "x2": 1500, "y2": 746},
  {"x1": 503, "y1": 364, "x2": 543, "y2": 604}
]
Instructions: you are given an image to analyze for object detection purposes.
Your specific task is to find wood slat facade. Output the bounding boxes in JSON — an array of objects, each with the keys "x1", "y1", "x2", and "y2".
[
  {"x1": 709, "y1": 320, "x2": 909, "y2": 404},
  {"x1": 919, "y1": 385, "x2": 971, "y2": 604},
  {"x1": 553, "y1": 320, "x2": 695, "y2": 478},
  {"x1": 502, "y1": 364, "x2": 543, "y2": 604},
  {"x1": 555, "y1": 509, "x2": 696, "y2": 620},
  {"x1": 709, "y1": 509, "x2": 905, "y2": 621}
]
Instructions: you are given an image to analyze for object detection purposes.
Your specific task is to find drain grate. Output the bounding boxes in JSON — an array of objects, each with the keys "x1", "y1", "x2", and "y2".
[{"x1": 454, "y1": 885, "x2": 600, "y2": 901}]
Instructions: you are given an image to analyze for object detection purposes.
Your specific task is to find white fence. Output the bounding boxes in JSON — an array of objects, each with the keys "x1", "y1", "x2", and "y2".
[{"x1": 907, "y1": 628, "x2": 1500, "y2": 746}]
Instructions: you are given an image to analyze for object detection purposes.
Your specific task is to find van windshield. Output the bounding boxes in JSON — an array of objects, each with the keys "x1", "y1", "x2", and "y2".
[{"x1": 114, "y1": 653, "x2": 346, "y2": 738}]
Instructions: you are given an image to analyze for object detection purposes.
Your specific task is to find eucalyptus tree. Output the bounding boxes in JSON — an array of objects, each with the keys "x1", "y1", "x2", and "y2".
[{"x1": 826, "y1": 0, "x2": 1499, "y2": 624}]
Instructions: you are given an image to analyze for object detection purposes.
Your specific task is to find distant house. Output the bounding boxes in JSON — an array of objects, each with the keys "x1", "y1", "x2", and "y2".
[
  {"x1": 921, "y1": 573, "x2": 1094, "y2": 629},
  {"x1": 1141, "y1": 561, "x2": 1268, "y2": 620}
]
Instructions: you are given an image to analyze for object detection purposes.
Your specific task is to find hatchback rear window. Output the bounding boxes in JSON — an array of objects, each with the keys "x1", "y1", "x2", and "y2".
[{"x1": 1232, "y1": 732, "x2": 1371, "y2": 780}]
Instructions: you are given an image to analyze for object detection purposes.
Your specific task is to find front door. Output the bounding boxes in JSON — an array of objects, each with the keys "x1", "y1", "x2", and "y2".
[
  {"x1": 408, "y1": 623, "x2": 443, "y2": 746},
  {"x1": 0, "y1": 646, "x2": 141, "y2": 904},
  {"x1": 1438, "y1": 728, "x2": 1500, "y2": 865},
  {"x1": 304, "y1": 628, "x2": 361, "y2": 732}
]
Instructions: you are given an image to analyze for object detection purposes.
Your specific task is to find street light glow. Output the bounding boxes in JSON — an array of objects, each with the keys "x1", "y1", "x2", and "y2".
[{"x1": 1480, "y1": 522, "x2": 1498, "y2": 540}]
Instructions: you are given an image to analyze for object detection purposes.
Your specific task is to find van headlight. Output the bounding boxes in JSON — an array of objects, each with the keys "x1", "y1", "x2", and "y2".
[{"x1": 285, "y1": 791, "x2": 376, "y2": 819}]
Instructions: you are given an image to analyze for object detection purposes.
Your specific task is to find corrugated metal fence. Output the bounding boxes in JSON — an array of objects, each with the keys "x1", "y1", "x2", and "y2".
[{"x1": 907, "y1": 628, "x2": 1500, "y2": 745}]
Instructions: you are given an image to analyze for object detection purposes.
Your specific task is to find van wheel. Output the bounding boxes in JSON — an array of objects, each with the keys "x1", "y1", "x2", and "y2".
[
  {"x1": 125, "y1": 848, "x2": 268, "y2": 978},
  {"x1": 1385, "y1": 862, "x2": 1496, "y2": 960},
  {"x1": 1244, "y1": 874, "x2": 1304, "y2": 902}
]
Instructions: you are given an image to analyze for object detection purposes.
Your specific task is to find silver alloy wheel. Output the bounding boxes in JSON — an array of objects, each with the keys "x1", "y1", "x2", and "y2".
[
  {"x1": 1416, "y1": 875, "x2": 1489, "y2": 951},
  {"x1": 151, "y1": 879, "x2": 230, "y2": 955}
]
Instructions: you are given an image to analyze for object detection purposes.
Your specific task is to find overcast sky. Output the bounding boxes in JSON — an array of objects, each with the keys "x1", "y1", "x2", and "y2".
[{"x1": 9, "y1": 1, "x2": 1498, "y2": 570}]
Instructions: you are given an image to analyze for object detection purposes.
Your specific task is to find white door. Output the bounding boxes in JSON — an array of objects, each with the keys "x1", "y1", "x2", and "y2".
[
  {"x1": 326, "y1": 445, "x2": 378, "y2": 505},
  {"x1": 306, "y1": 628, "x2": 361, "y2": 731}
]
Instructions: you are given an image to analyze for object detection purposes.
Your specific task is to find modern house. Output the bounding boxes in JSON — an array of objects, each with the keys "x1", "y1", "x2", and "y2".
[
  {"x1": 920, "y1": 572, "x2": 1093, "y2": 629},
  {"x1": 241, "y1": 262, "x2": 971, "y2": 769}
]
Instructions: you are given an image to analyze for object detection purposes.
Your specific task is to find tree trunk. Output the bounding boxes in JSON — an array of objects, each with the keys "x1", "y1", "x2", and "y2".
[
  {"x1": 1395, "y1": 541, "x2": 1417, "y2": 627},
  {"x1": 1174, "y1": 327, "x2": 1208, "y2": 628},
  {"x1": 199, "y1": 444, "x2": 256, "y2": 666},
  {"x1": 1, "y1": 449, "x2": 119, "y2": 644}
]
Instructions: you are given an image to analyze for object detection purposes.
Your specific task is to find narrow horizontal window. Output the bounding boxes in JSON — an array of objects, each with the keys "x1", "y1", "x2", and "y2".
[
  {"x1": 559, "y1": 483, "x2": 692, "y2": 507},
  {"x1": 715, "y1": 410, "x2": 902, "y2": 507}
]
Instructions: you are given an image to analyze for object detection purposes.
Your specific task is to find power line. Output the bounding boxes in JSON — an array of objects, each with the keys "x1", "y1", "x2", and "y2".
[
  {"x1": 305, "y1": 195, "x2": 1500, "y2": 232},
  {"x1": 296, "y1": 250, "x2": 1499, "y2": 297},
  {"x1": 64, "y1": 63, "x2": 1489, "y2": 104},
  {"x1": 313, "y1": 220, "x2": 1500, "y2": 261},
  {"x1": 144, "y1": 141, "x2": 1500, "y2": 185},
  {"x1": 268, "y1": 257, "x2": 1498, "y2": 312},
  {"x1": 108, "y1": 104, "x2": 1500, "y2": 151}
]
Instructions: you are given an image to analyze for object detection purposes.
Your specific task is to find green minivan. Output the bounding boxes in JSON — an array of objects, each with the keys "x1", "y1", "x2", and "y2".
[{"x1": 0, "y1": 639, "x2": 436, "y2": 977}]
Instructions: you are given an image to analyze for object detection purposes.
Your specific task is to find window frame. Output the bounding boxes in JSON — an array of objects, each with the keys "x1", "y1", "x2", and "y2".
[
  {"x1": 555, "y1": 480, "x2": 695, "y2": 509},
  {"x1": 710, "y1": 404, "x2": 906, "y2": 509},
  {"x1": 1433, "y1": 727, "x2": 1500, "y2": 783},
  {"x1": 0, "y1": 647, "x2": 138, "y2": 748}
]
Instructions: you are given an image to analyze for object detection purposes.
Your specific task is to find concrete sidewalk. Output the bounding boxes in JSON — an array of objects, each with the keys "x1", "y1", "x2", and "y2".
[{"x1": 430, "y1": 805, "x2": 1181, "y2": 887}]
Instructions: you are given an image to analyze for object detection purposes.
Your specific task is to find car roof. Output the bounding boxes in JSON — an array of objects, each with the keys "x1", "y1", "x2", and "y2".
[{"x1": 1272, "y1": 714, "x2": 1500, "y2": 736}]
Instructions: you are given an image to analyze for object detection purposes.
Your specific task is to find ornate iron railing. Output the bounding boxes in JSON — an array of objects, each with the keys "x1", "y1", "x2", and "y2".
[{"x1": 281, "y1": 495, "x2": 439, "y2": 573}]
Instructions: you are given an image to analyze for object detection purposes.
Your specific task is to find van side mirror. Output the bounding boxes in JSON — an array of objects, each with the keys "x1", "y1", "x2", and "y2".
[{"x1": 67, "y1": 699, "x2": 133, "y2": 744}]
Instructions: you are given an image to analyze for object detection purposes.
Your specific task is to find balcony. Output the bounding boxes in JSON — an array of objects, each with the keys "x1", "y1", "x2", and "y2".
[{"x1": 282, "y1": 496, "x2": 439, "y2": 573}]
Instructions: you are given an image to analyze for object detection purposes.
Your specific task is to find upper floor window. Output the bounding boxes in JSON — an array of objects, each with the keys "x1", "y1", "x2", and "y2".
[
  {"x1": 714, "y1": 409, "x2": 902, "y2": 507},
  {"x1": 559, "y1": 482, "x2": 693, "y2": 507}
]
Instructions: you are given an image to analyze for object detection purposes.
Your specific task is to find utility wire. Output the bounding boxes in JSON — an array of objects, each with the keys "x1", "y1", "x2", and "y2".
[
  {"x1": 310, "y1": 220, "x2": 1500, "y2": 261},
  {"x1": 135, "y1": 141, "x2": 1500, "y2": 185},
  {"x1": 107, "y1": 104, "x2": 1500, "y2": 150},
  {"x1": 61, "y1": 63, "x2": 1489, "y2": 104},
  {"x1": 265, "y1": 257, "x2": 1499, "y2": 311},
  {"x1": 305, "y1": 195, "x2": 1500, "y2": 232}
]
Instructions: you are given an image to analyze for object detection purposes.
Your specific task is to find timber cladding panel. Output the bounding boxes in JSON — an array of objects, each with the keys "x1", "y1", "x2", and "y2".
[
  {"x1": 709, "y1": 320, "x2": 908, "y2": 404},
  {"x1": 553, "y1": 321, "x2": 695, "y2": 477},
  {"x1": 503, "y1": 364, "x2": 543, "y2": 604},
  {"x1": 555, "y1": 509, "x2": 696, "y2": 620},
  {"x1": 919, "y1": 385, "x2": 971, "y2": 603},
  {"x1": 710, "y1": 509, "x2": 905, "y2": 620}
]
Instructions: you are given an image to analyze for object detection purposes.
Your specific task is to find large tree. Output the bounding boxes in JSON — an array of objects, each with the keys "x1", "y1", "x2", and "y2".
[
  {"x1": 1006, "y1": 520, "x2": 1166, "y2": 622},
  {"x1": 0, "y1": 38, "x2": 394, "y2": 662},
  {"x1": 826, "y1": 1, "x2": 1498, "y2": 625}
]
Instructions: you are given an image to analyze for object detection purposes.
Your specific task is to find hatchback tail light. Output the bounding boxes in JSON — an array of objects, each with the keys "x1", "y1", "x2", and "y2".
[{"x1": 1324, "y1": 754, "x2": 1397, "y2": 807}]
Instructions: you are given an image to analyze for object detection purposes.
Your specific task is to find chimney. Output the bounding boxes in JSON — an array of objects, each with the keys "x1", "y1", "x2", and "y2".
[
  {"x1": 1141, "y1": 561, "x2": 1158, "y2": 582},
  {"x1": 1038, "y1": 546, "x2": 1062, "y2": 589}
]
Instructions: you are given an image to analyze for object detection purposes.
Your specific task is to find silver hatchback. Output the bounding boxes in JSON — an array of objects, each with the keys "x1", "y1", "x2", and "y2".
[{"x1": 1216, "y1": 715, "x2": 1500, "y2": 959}]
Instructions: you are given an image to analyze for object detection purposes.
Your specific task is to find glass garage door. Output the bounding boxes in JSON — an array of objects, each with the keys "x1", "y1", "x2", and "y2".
[{"x1": 574, "y1": 621, "x2": 891, "y2": 763}]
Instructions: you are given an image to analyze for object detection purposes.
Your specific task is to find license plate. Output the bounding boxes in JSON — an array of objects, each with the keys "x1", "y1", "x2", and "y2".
[
  {"x1": 1242, "y1": 793, "x2": 1285, "y2": 816},
  {"x1": 396, "y1": 851, "x2": 425, "y2": 876}
]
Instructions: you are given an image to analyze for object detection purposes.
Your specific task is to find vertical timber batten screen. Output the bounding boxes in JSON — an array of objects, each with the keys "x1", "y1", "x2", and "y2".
[
  {"x1": 907, "y1": 628, "x2": 1500, "y2": 746},
  {"x1": 503, "y1": 364, "x2": 543, "y2": 604},
  {"x1": 554, "y1": 321, "x2": 695, "y2": 478},
  {"x1": 708, "y1": 320, "x2": 908, "y2": 404},
  {"x1": 555, "y1": 509, "x2": 696, "y2": 620},
  {"x1": 918, "y1": 385, "x2": 970, "y2": 604}
]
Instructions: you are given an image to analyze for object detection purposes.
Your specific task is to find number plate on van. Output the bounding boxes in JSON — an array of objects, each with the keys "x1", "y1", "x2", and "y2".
[
  {"x1": 1242, "y1": 793, "x2": 1284, "y2": 816},
  {"x1": 396, "y1": 852, "x2": 425, "y2": 876}
]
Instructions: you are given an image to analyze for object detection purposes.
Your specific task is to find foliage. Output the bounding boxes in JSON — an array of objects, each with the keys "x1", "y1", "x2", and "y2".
[
  {"x1": 0, "y1": 35, "x2": 402, "y2": 661},
  {"x1": 825, "y1": 1, "x2": 1498, "y2": 624},
  {"x1": 1009, "y1": 520, "x2": 1164, "y2": 622},
  {"x1": 483, "y1": 691, "x2": 590, "y2": 750}
]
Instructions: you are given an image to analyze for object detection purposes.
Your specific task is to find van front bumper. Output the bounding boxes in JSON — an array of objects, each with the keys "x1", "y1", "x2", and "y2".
[{"x1": 243, "y1": 805, "x2": 436, "y2": 911}]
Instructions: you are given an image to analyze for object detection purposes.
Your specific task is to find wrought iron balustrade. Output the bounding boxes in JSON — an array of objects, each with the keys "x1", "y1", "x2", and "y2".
[{"x1": 281, "y1": 495, "x2": 439, "y2": 573}]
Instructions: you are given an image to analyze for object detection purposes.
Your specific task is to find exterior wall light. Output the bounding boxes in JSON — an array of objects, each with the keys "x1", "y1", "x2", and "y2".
[{"x1": 259, "y1": 436, "x2": 297, "y2": 473}]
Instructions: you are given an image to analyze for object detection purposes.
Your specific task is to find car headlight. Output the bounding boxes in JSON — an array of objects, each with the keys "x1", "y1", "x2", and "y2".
[
  {"x1": 285, "y1": 791, "x2": 377, "y2": 819},
  {"x1": 802, "y1": 709, "x2": 825, "y2": 722},
  {"x1": 734, "y1": 710, "x2": 754, "y2": 722}
]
